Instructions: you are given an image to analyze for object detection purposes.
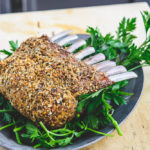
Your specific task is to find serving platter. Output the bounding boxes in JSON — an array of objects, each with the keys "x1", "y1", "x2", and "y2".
[{"x1": 0, "y1": 34, "x2": 144, "y2": 150}]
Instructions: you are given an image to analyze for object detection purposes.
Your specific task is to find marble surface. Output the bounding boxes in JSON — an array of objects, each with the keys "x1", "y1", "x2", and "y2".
[{"x1": 0, "y1": 2, "x2": 150, "y2": 150}]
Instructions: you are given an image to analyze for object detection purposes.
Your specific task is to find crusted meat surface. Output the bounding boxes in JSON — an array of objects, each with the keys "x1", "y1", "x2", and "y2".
[{"x1": 0, "y1": 36, "x2": 113, "y2": 129}]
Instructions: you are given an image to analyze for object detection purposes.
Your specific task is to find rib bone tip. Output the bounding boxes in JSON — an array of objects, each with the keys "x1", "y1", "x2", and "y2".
[{"x1": 108, "y1": 72, "x2": 138, "y2": 82}]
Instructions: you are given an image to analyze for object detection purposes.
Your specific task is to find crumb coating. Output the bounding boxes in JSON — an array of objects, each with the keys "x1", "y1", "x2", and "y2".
[{"x1": 0, "y1": 36, "x2": 113, "y2": 128}]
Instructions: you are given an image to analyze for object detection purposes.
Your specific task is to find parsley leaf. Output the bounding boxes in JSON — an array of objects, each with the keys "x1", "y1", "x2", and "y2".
[
  {"x1": 9, "y1": 40, "x2": 18, "y2": 51},
  {"x1": 0, "y1": 49, "x2": 12, "y2": 56},
  {"x1": 141, "y1": 11, "x2": 150, "y2": 36},
  {"x1": 0, "y1": 40, "x2": 18, "y2": 56},
  {"x1": 117, "y1": 17, "x2": 137, "y2": 44}
]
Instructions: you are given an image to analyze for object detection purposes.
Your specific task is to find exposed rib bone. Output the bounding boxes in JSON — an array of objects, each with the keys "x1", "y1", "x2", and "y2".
[
  {"x1": 99, "y1": 66, "x2": 112, "y2": 72},
  {"x1": 84, "y1": 53, "x2": 105, "y2": 65},
  {"x1": 67, "y1": 39, "x2": 86, "y2": 53},
  {"x1": 108, "y1": 72, "x2": 138, "y2": 82},
  {"x1": 101, "y1": 65, "x2": 127, "y2": 76},
  {"x1": 93, "y1": 60, "x2": 116, "y2": 71},
  {"x1": 57, "y1": 35, "x2": 78, "y2": 46},
  {"x1": 50, "y1": 31, "x2": 138, "y2": 82},
  {"x1": 50, "y1": 30, "x2": 72, "y2": 42},
  {"x1": 74, "y1": 47, "x2": 95, "y2": 60}
]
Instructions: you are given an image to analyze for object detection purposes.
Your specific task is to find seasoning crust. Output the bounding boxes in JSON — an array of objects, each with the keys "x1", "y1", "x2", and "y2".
[{"x1": 0, "y1": 36, "x2": 113, "y2": 128}]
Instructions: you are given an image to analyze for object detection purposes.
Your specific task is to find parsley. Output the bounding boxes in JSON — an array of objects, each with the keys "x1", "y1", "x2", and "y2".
[
  {"x1": 0, "y1": 40, "x2": 18, "y2": 57},
  {"x1": 120, "y1": 12, "x2": 150, "y2": 68},
  {"x1": 0, "y1": 50, "x2": 12, "y2": 56},
  {"x1": 87, "y1": 12, "x2": 150, "y2": 69},
  {"x1": 117, "y1": 17, "x2": 137, "y2": 45},
  {"x1": 9, "y1": 40, "x2": 18, "y2": 51},
  {"x1": 76, "y1": 80, "x2": 130, "y2": 135},
  {"x1": 141, "y1": 11, "x2": 150, "y2": 37}
]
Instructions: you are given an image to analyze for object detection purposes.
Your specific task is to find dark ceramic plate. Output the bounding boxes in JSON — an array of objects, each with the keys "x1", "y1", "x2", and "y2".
[{"x1": 0, "y1": 34, "x2": 144, "y2": 150}]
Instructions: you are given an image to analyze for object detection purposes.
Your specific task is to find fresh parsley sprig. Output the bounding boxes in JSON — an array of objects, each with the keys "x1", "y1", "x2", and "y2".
[
  {"x1": 117, "y1": 17, "x2": 137, "y2": 45},
  {"x1": 76, "y1": 80, "x2": 130, "y2": 135},
  {"x1": 119, "y1": 12, "x2": 150, "y2": 68},
  {"x1": 87, "y1": 11, "x2": 150, "y2": 70},
  {"x1": 0, "y1": 40, "x2": 18, "y2": 57},
  {"x1": 9, "y1": 40, "x2": 18, "y2": 51}
]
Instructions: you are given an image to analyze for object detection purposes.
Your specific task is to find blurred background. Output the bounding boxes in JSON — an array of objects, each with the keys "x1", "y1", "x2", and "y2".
[{"x1": 0, "y1": 0, "x2": 150, "y2": 14}]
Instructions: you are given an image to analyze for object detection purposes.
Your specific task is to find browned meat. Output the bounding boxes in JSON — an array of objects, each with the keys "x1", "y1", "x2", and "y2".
[{"x1": 0, "y1": 36, "x2": 113, "y2": 129}]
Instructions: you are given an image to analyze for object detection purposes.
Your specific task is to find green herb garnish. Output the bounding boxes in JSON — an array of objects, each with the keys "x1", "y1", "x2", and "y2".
[{"x1": 0, "y1": 40, "x2": 18, "y2": 57}]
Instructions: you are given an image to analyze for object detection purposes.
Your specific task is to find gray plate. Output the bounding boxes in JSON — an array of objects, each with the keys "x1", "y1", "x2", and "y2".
[{"x1": 0, "y1": 34, "x2": 144, "y2": 150}]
